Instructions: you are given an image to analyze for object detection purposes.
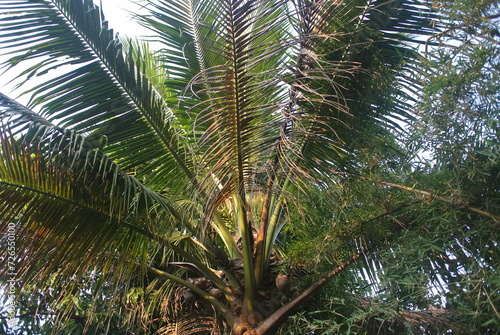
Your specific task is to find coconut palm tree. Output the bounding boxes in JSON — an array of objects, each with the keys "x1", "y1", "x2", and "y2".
[{"x1": 0, "y1": 0, "x2": 455, "y2": 334}]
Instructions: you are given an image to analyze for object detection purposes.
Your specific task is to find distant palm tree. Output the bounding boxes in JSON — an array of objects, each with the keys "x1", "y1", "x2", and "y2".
[{"x1": 0, "y1": 0, "x2": 441, "y2": 334}]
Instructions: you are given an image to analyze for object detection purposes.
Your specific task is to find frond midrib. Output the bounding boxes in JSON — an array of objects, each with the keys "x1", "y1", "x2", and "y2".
[{"x1": 47, "y1": 0, "x2": 196, "y2": 183}]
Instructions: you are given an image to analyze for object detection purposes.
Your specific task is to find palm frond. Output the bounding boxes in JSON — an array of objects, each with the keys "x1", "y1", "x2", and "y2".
[
  {"x1": 0, "y1": 0, "x2": 194, "y2": 193},
  {"x1": 0, "y1": 119, "x2": 187, "y2": 282},
  {"x1": 288, "y1": 0, "x2": 438, "y2": 175},
  {"x1": 140, "y1": 0, "x2": 292, "y2": 197},
  {"x1": 0, "y1": 108, "x2": 217, "y2": 328}
]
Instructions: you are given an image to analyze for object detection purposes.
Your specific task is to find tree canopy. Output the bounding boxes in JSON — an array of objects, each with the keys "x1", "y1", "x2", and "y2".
[{"x1": 0, "y1": 0, "x2": 498, "y2": 334}]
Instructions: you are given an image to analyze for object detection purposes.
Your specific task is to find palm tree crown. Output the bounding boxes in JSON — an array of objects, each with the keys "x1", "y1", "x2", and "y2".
[{"x1": 4, "y1": 0, "x2": 494, "y2": 334}]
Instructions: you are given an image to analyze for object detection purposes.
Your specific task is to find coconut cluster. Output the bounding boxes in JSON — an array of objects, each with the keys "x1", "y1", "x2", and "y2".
[{"x1": 182, "y1": 277, "x2": 224, "y2": 305}]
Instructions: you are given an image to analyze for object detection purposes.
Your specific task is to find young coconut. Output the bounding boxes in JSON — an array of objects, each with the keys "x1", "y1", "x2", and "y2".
[
  {"x1": 183, "y1": 289, "x2": 198, "y2": 305},
  {"x1": 208, "y1": 287, "x2": 224, "y2": 300},
  {"x1": 275, "y1": 274, "x2": 291, "y2": 292}
]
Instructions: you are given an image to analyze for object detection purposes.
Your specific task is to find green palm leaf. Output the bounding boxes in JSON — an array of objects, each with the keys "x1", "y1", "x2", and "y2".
[
  {"x1": 0, "y1": 0, "x2": 195, "y2": 193},
  {"x1": 0, "y1": 123, "x2": 153, "y2": 286}
]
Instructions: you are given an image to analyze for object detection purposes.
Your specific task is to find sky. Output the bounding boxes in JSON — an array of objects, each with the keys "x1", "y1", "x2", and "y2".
[
  {"x1": 0, "y1": 0, "x2": 148, "y2": 103},
  {"x1": 94, "y1": 0, "x2": 148, "y2": 37}
]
